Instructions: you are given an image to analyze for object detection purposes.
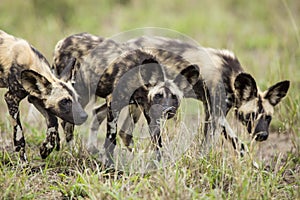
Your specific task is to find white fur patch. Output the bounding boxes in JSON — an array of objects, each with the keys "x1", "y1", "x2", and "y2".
[
  {"x1": 16, "y1": 125, "x2": 23, "y2": 141},
  {"x1": 47, "y1": 127, "x2": 56, "y2": 134},
  {"x1": 108, "y1": 113, "x2": 119, "y2": 134},
  {"x1": 148, "y1": 81, "x2": 183, "y2": 101},
  {"x1": 108, "y1": 121, "x2": 117, "y2": 134},
  {"x1": 88, "y1": 129, "x2": 98, "y2": 148},
  {"x1": 218, "y1": 49, "x2": 236, "y2": 60},
  {"x1": 46, "y1": 142, "x2": 53, "y2": 149}
]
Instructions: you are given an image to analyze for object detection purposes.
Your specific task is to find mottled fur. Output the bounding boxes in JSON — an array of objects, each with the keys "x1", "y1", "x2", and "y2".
[
  {"x1": 0, "y1": 30, "x2": 87, "y2": 161},
  {"x1": 53, "y1": 33, "x2": 289, "y2": 166},
  {"x1": 123, "y1": 36, "x2": 290, "y2": 154},
  {"x1": 52, "y1": 33, "x2": 200, "y2": 165},
  {"x1": 88, "y1": 36, "x2": 290, "y2": 155},
  {"x1": 52, "y1": 33, "x2": 105, "y2": 141}
]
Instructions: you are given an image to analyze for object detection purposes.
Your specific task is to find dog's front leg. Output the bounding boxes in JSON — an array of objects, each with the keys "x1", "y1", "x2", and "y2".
[
  {"x1": 143, "y1": 109, "x2": 163, "y2": 162},
  {"x1": 119, "y1": 104, "x2": 142, "y2": 151},
  {"x1": 61, "y1": 121, "x2": 74, "y2": 143},
  {"x1": 5, "y1": 91, "x2": 27, "y2": 162},
  {"x1": 28, "y1": 96, "x2": 60, "y2": 159},
  {"x1": 218, "y1": 117, "x2": 247, "y2": 157},
  {"x1": 103, "y1": 97, "x2": 119, "y2": 167}
]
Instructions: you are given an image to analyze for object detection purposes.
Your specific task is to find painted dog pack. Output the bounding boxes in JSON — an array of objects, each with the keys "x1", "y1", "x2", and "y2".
[{"x1": 52, "y1": 33, "x2": 290, "y2": 166}]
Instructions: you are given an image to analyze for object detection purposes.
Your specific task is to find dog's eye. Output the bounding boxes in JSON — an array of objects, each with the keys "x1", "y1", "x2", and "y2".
[
  {"x1": 245, "y1": 112, "x2": 257, "y2": 122},
  {"x1": 171, "y1": 94, "x2": 177, "y2": 100},
  {"x1": 237, "y1": 112, "x2": 244, "y2": 121},
  {"x1": 154, "y1": 93, "x2": 163, "y2": 99},
  {"x1": 59, "y1": 98, "x2": 72, "y2": 110},
  {"x1": 244, "y1": 113, "x2": 251, "y2": 121},
  {"x1": 264, "y1": 115, "x2": 272, "y2": 122}
]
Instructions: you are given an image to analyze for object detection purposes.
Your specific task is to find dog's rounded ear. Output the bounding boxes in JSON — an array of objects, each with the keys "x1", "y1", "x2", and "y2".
[
  {"x1": 264, "y1": 80, "x2": 290, "y2": 106},
  {"x1": 59, "y1": 57, "x2": 78, "y2": 83},
  {"x1": 21, "y1": 70, "x2": 52, "y2": 97},
  {"x1": 173, "y1": 64, "x2": 199, "y2": 92},
  {"x1": 234, "y1": 73, "x2": 257, "y2": 104},
  {"x1": 108, "y1": 53, "x2": 165, "y2": 110}
]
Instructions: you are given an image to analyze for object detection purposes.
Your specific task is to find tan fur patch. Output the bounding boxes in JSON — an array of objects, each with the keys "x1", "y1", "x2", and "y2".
[
  {"x1": 0, "y1": 30, "x2": 55, "y2": 82},
  {"x1": 262, "y1": 98, "x2": 274, "y2": 115},
  {"x1": 148, "y1": 81, "x2": 183, "y2": 102},
  {"x1": 237, "y1": 98, "x2": 258, "y2": 114}
]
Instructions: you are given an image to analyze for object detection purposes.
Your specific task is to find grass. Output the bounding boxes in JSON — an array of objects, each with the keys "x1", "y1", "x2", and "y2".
[{"x1": 0, "y1": 0, "x2": 300, "y2": 199}]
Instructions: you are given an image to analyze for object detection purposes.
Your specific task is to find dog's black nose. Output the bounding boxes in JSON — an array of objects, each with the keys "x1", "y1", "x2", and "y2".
[
  {"x1": 163, "y1": 107, "x2": 176, "y2": 119},
  {"x1": 255, "y1": 131, "x2": 269, "y2": 141},
  {"x1": 79, "y1": 112, "x2": 88, "y2": 123}
]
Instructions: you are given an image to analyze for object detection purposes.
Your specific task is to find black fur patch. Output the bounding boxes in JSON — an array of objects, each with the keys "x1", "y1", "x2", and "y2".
[
  {"x1": 61, "y1": 37, "x2": 74, "y2": 51},
  {"x1": 234, "y1": 73, "x2": 258, "y2": 102},
  {"x1": 56, "y1": 52, "x2": 72, "y2": 75},
  {"x1": 231, "y1": 137, "x2": 237, "y2": 150},
  {"x1": 218, "y1": 52, "x2": 242, "y2": 73},
  {"x1": 142, "y1": 58, "x2": 159, "y2": 65},
  {"x1": 96, "y1": 70, "x2": 118, "y2": 98},
  {"x1": 192, "y1": 79, "x2": 209, "y2": 101},
  {"x1": 58, "y1": 57, "x2": 76, "y2": 79},
  {"x1": 30, "y1": 46, "x2": 50, "y2": 66},
  {"x1": 258, "y1": 96, "x2": 264, "y2": 113},
  {"x1": 264, "y1": 80, "x2": 290, "y2": 106},
  {"x1": 219, "y1": 53, "x2": 243, "y2": 98},
  {"x1": 0, "y1": 63, "x2": 3, "y2": 73},
  {"x1": 59, "y1": 82, "x2": 74, "y2": 97},
  {"x1": 9, "y1": 66, "x2": 28, "y2": 98}
]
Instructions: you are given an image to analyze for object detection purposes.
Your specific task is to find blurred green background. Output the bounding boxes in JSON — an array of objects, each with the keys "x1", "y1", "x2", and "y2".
[
  {"x1": 0, "y1": 1, "x2": 299, "y2": 199},
  {"x1": 1, "y1": 0, "x2": 299, "y2": 129},
  {"x1": 1, "y1": 0, "x2": 299, "y2": 75}
]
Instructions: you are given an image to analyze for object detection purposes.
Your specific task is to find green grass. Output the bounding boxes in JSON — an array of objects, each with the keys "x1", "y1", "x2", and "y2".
[{"x1": 0, "y1": 0, "x2": 300, "y2": 199}]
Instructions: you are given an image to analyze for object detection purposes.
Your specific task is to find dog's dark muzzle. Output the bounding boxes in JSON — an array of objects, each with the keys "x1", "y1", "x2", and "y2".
[
  {"x1": 59, "y1": 101, "x2": 88, "y2": 125},
  {"x1": 254, "y1": 131, "x2": 269, "y2": 141},
  {"x1": 253, "y1": 116, "x2": 271, "y2": 141},
  {"x1": 71, "y1": 102, "x2": 88, "y2": 125},
  {"x1": 163, "y1": 106, "x2": 177, "y2": 119},
  {"x1": 72, "y1": 110, "x2": 88, "y2": 125}
]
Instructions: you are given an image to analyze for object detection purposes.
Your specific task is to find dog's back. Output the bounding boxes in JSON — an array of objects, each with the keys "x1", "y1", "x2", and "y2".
[
  {"x1": 0, "y1": 30, "x2": 55, "y2": 85},
  {"x1": 52, "y1": 32, "x2": 104, "y2": 76}
]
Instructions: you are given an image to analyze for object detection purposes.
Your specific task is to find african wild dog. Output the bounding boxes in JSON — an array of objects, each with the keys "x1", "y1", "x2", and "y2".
[
  {"x1": 52, "y1": 33, "x2": 104, "y2": 142},
  {"x1": 52, "y1": 33, "x2": 201, "y2": 166},
  {"x1": 97, "y1": 49, "x2": 200, "y2": 165},
  {"x1": 53, "y1": 33, "x2": 289, "y2": 165},
  {"x1": 118, "y1": 36, "x2": 290, "y2": 154},
  {"x1": 87, "y1": 36, "x2": 291, "y2": 155},
  {"x1": 0, "y1": 30, "x2": 87, "y2": 161}
]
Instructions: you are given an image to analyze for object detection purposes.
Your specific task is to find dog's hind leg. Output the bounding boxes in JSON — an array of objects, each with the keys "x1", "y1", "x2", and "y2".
[{"x1": 88, "y1": 103, "x2": 107, "y2": 154}]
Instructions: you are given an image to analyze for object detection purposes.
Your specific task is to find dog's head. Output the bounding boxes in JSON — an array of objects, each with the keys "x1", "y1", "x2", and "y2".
[
  {"x1": 133, "y1": 58, "x2": 199, "y2": 123},
  {"x1": 21, "y1": 70, "x2": 88, "y2": 125},
  {"x1": 234, "y1": 73, "x2": 290, "y2": 141}
]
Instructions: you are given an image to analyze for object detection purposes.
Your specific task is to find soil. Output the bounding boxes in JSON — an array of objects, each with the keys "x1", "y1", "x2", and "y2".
[{"x1": 256, "y1": 132, "x2": 298, "y2": 161}]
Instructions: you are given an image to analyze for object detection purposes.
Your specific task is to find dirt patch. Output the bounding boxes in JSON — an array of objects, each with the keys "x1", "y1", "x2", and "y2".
[{"x1": 256, "y1": 132, "x2": 298, "y2": 161}]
